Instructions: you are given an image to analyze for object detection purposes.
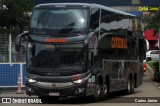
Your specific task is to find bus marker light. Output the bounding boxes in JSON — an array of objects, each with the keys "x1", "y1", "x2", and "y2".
[
  {"x1": 45, "y1": 38, "x2": 67, "y2": 43},
  {"x1": 143, "y1": 63, "x2": 146, "y2": 72}
]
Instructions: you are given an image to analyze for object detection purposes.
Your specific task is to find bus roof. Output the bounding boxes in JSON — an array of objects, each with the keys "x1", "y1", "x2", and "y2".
[
  {"x1": 91, "y1": 4, "x2": 136, "y2": 17},
  {"x1": 35, "y1": 3, "x2": 136, "y2": 18}
]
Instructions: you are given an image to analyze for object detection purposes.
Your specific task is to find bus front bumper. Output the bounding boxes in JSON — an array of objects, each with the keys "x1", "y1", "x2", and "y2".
[{"x1": 26, "y1": 81, "x2": 96, "y2": 97}]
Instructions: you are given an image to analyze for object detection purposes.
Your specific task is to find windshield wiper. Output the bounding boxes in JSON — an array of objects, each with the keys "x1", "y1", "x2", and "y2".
[
  {"x1": 31, "y1": 28, "x2": 47, "y2": 35},
  {"x1": 58, "y1": 23, "x2": 75, "y2": 34},
  {"x1": 64, "y1": 23, "x2": 75, "y2": 29},
  {"x1": 70, "y1": 31, "x2": 83, "y2": 34}
]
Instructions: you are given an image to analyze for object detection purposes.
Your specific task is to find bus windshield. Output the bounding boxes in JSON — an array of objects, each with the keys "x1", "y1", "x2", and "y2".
[
  {"x1": 30, "y1": 8, "x2": 88, "y2": 36},
  {"x1": 27, "y1": 43, "x2": 87, "y2": 76}
]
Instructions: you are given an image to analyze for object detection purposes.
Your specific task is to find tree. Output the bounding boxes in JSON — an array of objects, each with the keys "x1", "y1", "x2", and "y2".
[
  {"x1": 0, "y1": 0, "x2": 33, "y2": 34},
  {"x1": 143, "y1": 10, "x2": 160, "y2": 35}
]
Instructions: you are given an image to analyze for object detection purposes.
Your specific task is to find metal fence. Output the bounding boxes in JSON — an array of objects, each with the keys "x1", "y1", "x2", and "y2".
[
  {"x1": 0, "y1": 34, "x2": 26, "y2": 87},
  {"x1": 0, "y1": 34, "x2": 26, "y2": 63}
]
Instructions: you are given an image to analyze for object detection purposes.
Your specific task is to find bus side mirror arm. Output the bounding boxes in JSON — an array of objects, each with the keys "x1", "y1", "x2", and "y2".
[
  {"x1": 84, "y1": 32, "x2": 95, "y2": 46},
  {"x1": 15, "y1": 31, "x2": 28, "y2": 52}
]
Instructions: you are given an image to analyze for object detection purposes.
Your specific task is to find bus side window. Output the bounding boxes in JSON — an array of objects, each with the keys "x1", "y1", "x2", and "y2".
[
  {"x1": 31, "y1": 43, "x2": 35, "y2": 56},
  {"x1": 90, "y1": 8, "x2": 100, "y2": 32},
  {"x1": 100, "y1": 9, "x2": 111, "y2": 35},
  {"x1": 100, "y1": 9, "x2": 123, "y2": 35}
]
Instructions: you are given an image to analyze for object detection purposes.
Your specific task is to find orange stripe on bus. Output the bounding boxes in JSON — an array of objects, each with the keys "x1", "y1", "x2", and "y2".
[{"x1": 45, "y1": 38, "x2": 67, "y2": 43}]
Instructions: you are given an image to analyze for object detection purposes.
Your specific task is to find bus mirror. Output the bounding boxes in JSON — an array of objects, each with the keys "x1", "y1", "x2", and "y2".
[{"x1": 15, "y1": 31, "x2": 28, "y2": 52}]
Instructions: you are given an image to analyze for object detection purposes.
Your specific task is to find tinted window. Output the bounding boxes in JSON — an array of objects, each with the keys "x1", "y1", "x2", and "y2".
[
  {"x1": 100, "y1": 9, "x2": 131, "y2": 35},
  {"x1": 90, "y1": 8, "x2": 100, "y2": 31},
  {"x1": 31, "y1": 9, "x2": 88, "y2": 29},
  {"x1": 150, "y1": 51, "x2": 158, "y2": 54}
]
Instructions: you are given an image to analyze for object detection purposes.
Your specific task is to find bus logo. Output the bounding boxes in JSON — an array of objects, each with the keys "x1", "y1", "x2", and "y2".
[{"x1": 51, "y1": 83, "x2": 56, "y2": 88}]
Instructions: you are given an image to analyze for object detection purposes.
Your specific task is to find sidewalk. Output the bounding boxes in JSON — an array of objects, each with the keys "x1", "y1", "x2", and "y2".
[
  {"x1": 0, "y1": 88, "x2": 36, "y2": 97},
  {"x1": 0, "y1": 89, "x2": 39, "y2": 98},
  {"x1": 0, "y1": 87, "x2": 26, "y2": 95}
]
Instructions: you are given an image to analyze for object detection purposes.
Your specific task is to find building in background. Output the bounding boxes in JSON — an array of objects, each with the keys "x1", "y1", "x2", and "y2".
[{"x1": 144, "y1": 29, "x2": 159, "y2": 50}]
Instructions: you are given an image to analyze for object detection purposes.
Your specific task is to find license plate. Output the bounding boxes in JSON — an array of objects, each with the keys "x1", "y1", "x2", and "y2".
[{"x1": 49, "y1": 92, "x2": 59, "y2": 96}]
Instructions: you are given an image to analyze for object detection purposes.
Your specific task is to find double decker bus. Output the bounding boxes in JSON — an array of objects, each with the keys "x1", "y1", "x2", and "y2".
[{"x1": 15, "y1": 3, "x2": 146, "y2": 102}]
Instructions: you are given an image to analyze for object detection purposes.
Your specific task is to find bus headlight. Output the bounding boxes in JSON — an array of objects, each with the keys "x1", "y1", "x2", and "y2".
[
  {"x1": 27, "y1": 78, "x2": 37, "y2": 83},
  {"x1": 73, "y1": 79, "x2": 85, "y2": 84},
  {"x1": 73, "y1": 74, "x2": 91, "y2": 84}
]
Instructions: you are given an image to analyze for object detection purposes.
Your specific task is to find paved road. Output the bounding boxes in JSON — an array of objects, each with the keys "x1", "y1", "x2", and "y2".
[{"x1": 0, "y1": 68, "x2": 160, "y2": 106}]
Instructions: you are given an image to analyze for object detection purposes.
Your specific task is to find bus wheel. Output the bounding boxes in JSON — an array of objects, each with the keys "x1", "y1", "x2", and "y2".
[
  {"x1": 95, "y1": 81, "x2": 101, "y2": 97},
  {"x1": 131, "y1": 80, "x2": 135, "y2": 93},
  {"x1": 87, "y1": 81, "x2": 101, "y2": 102},
  {"x1": 103, "y1": 83, "x2": 108, "y2": 96},
  {"x1": 126, "y1": 79, "x2": 133, "y2": 95}
]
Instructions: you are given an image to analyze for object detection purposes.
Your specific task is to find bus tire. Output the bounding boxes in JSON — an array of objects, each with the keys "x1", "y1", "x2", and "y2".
[
  {"x1": 126, "y1": 78, "x2": 134, "y2": 95},
  {"x1": 89, "y1": 80, "x2": 101, "y2": 102},
  {"x1": 95, "y1": 80, "x2": 101, "y2": 97},
  {"x1": 103, "y1": 82, "x2": 109, "y2": 97},
  {"x1": 132, "y1": 79, "x2": 135, "y2": 93}
]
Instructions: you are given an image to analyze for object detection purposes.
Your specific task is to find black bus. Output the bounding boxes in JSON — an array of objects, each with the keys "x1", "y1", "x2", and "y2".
[{"x1": 15, "y1": 3, "x2": 146, "y2": 102}]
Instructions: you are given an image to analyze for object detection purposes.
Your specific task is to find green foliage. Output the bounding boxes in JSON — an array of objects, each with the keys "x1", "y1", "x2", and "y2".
[
  {"x1": 147, "y1": 61, "x2": 159, "y2": 72},
  {"x1": 0, "y1": 0, "x2": 33, "y2": 35},
  {"x1": 152, "y1": 61, "x2": 159, "y2": 72},
  {"x1": 143, "y1": 11, "x2": 160, "y2": 35},
  {"x1": 147, "y1": 61, "x2": 157, "y2": 69}
]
